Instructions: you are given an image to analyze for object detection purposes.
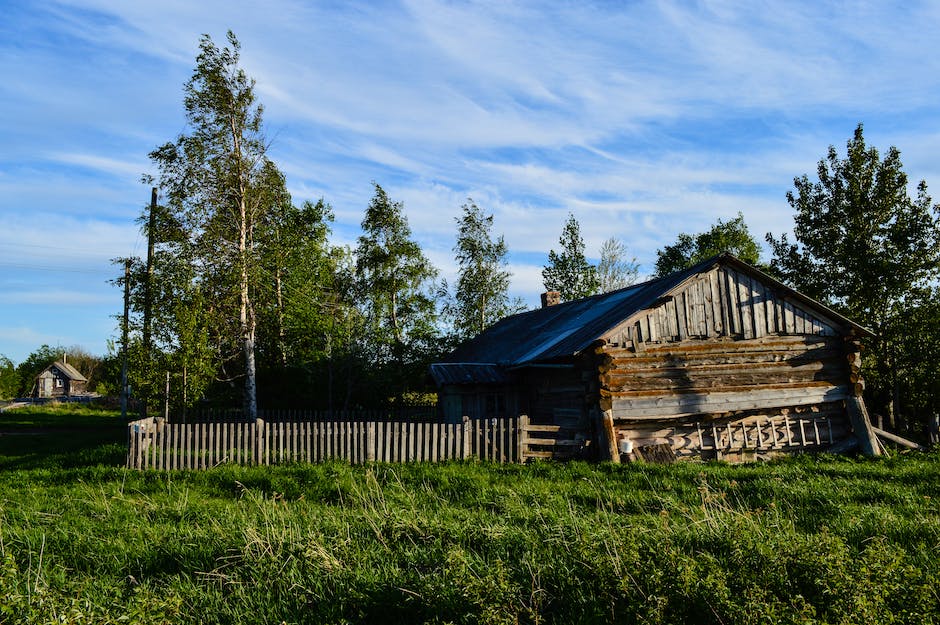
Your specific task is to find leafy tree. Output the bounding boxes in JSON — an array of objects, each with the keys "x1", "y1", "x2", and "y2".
[
  {"x1": 542, "y1": 213, "x2": 599, "y2": 301},
  {"x1": 355, "y1": 184, "x2": 439, "y2": 401},
  {"x1": 446, "y1": 200, "x2": 521, "y2": 340},
  {"x1": 892, "y1": 287, "x2": 940, "y2": 427},
  {"x1": 253, "y1": 185, "x2": 357, "y2": 410},
  {"x1": 654, "y1": 213, "x2": 761, "y2": 277},
  {"x1": 597, "y1": 237, "x2": 639, "y2": 292},
  {"x1": 14, "y1": 345, "x2": 60, "y2": 397},
  {"x1": 0, "y1": 355, "x2": 18, "y2": 400},
  {"x1": 767, "y1": 123, "x2": 940, "y2": 429},
  {"x1": 148, "y1": 32, "x2": 275, "y2": 419}
]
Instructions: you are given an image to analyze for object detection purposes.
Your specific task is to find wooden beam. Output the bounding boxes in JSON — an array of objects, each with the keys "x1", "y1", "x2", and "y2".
[
  {"x1": 845, "y1": 395, "x2": 880, "y2": 457},
  {"x1": 872, "y1": 427, "x2": 926, "y2": 451},
  {"x1": 600, "y1": 409, "x2": 620, "y2": 463}
]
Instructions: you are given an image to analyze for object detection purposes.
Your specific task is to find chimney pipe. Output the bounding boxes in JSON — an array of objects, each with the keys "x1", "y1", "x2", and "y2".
[{"x1": 541, "y1": 291, "x2": 561, "y2": 308}]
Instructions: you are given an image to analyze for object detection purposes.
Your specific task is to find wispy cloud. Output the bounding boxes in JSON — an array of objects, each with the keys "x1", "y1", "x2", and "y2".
[{"x1": 1, "y1": 0, "x2": 938, "y2": 361}]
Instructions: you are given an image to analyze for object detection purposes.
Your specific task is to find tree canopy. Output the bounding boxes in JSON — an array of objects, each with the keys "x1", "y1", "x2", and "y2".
[
  {"x1": 542, "y1": 213, "x2": 599, "y2": 301},
  {"x1": 597, "y1": 237, "x2": 639, "y2": 293},
  {"x1": 355, "y1": 183, "x2": 439, "y2": 401},
  {"x1": 446, "y1": 200, "x2": 520, "y2": 340},
  {"x1": 767, "y1": 123, "x2": 940, "y2": 427},
  {"x1": 654, "y1": 213, "x2": 761, "y2": 277}
]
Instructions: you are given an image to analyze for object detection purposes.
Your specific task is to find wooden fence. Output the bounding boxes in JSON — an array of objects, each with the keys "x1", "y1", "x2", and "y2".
[{"x1": 126, "y1": 415, "x2": 570, "y2": 470}]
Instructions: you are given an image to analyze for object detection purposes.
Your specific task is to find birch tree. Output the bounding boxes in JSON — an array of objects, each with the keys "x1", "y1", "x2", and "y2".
[
  {"x1": 355, "y1": 184, "x2": 439, "y2": 400},
  {"x1": 148, "y1": 31, "x2": 270, "y2": 419},
  {"x1": 447, "y1": 200, "x2": 520, "y2": 340}
]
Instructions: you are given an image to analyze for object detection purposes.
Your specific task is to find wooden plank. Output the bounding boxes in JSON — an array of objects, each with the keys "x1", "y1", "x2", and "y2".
[
  {"x1": 753, "y1": 282, "x2": 765, "y2": 338},
  {"x1": 609, "y1": 385, "x2": 850, "y2": 418},
  {"x1": 725, "y1": 269, "x2": 740, "y2": 336},
  {"x1": 740, "y1": 272, "x2": 754, "y2": 339},
  {"x1": 764, "y1": 286, "x2": 776, "y2": 335},
  {"x1": 635, "y1": 443, "x2": 676, "y2": 464},
  {"x1": 372, "y1": 420, "x2": 378, "y2": 463},
  {"x1": 676, "y1": 290, "x2": 689, "y2": 340},
  {"x1": 516, "y1": 415, "x2": 528, "y2": 463},
  {"x1": 381, "y1": 421, "x2": 390, "y2": 462},
  {"x1": 708, "y1": 270, "x2": 722, "y2": 336},
  {"x1": 462, "y1": 417, "x2": 472, "y2": 459},
  {"x1": 872, "y1": 426, "x2": 925, "y2": 450}
]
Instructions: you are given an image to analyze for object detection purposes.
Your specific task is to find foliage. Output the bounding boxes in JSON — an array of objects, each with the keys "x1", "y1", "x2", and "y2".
[
  {"x1": 542, "y1": 213, "x2": 599, "y2": 301},
  {"x1": 445, "y1": 200, "x2": 522, "y2": 341},
  {"x1": 597, "y1": 237, "x2": 639, "y2": 292},
  {"x1": 13, "y1": 344, "x2": 61, "y2": 397},
  {"x1": 147, "y1": 31, "x2": 274, "y2": 419},
  {"x1": 654, "y1": 212, "x2": 761, "y2": 277},
  {"x1": 767, "y1": 124, "x2": 940, "y2": 427},
  {"x1": 355, "y1": 183, "x2": 440, "y2": 402},
  {"x1": 0, "y1": 354, "x2": 17, "y2": 400},
  {"x1": 2, "y1": 412, "x2": 940, "y2": 625}
]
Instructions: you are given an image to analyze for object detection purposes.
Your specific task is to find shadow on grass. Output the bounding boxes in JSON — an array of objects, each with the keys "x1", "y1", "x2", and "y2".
[{"x1": 0, "y1": 407, "x2": 128, "y2": 470}]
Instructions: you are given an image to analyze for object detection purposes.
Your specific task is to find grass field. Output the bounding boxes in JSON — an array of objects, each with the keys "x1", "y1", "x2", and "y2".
[{"x1": 1, "y1": 405, "x2": 939, "y2": 624}]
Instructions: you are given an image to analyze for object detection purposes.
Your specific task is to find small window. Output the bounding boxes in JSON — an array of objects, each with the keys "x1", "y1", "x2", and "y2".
[{"x1": 54, "y1": 378, "x2": 63, "y2": 388}]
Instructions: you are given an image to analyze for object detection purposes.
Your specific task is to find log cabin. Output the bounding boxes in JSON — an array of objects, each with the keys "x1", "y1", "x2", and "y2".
[
  {"x1": 431, "y1": 253, "x2": 879, "y2": 462},
  {"x1": 34, "y1": 360, "x2": 88, "y2": 399}
]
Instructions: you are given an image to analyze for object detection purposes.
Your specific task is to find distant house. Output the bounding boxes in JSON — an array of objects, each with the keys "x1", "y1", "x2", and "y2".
[
  {"x1": 34, "y1": 360, "x2": 88, "y2": 398},
  {"x1": 431, "y1": 253, "x2": 878, "y2": 462}
]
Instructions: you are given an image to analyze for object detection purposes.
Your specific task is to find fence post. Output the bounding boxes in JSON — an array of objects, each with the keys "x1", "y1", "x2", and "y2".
[
  {"x1": 462, "y1": 416, "x2": 471, "y2": 460},
  {"x1": 154, "y1": 417, "x2": 164, "y2": 470},
  {"x1": 127, "y1": 422, "x2": 136, "y2": 468},
  {"x1": 254, "y1": 418, "x2": 265, "y2": 465},
  {"x1": 516, "y1": 414, "x2": 528, "y2": 463},
  {"x1": 366, "y1": 421, "x2": 376, "y2": 462}
]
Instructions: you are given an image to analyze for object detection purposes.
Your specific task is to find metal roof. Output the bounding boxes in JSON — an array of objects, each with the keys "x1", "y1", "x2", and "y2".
[
  {"x1": 440, "y1": 253, "x2": 872, "y2": 370},
  {"x1": 429, "y1": 363, "x2": 510, "y2": 386}
]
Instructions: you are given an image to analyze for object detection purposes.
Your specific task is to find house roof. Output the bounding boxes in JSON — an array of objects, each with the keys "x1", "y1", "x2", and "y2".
[
  {"x1": 435, "y1": 254, "x2": 871, "y2": 383},
  {"x1": 44, "y1": 361, "x2": 87, "y2": 382}
]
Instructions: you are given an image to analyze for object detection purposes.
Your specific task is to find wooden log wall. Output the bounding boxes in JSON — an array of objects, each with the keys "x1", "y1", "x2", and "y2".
[
  {"x1": 594, "y1": 265, "x2": 863, "y2": 458},
  {"x1": 597, "y1": 335, "x2": 852, "y2": 421}
]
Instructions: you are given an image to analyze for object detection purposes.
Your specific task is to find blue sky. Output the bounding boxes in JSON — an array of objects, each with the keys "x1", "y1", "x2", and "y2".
[{"x1": 2, "y1": 0, "x2": 939, "y2": 364}]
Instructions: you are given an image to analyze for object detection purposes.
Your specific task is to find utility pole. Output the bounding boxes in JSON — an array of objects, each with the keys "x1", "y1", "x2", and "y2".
[
  {"x1": 141, "y1": 187, "x2": 157, "y2": 418},
  {"x1": 120, "y1": 259, "x2": 131, "y2": 420}
]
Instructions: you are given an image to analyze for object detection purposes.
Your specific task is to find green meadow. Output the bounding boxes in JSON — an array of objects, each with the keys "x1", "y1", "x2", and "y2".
[{"x1": 1, "y1": 405, "x2": 939, "y2": 624}]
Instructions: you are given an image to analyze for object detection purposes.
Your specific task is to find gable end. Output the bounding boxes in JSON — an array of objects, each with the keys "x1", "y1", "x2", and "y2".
[{"x1": 603, "y1": 265, "x2": 844, "y2": 347}]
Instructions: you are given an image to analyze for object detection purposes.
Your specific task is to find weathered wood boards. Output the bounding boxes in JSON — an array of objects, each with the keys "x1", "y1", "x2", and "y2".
[
  {"x1": 127, "y1": 415, "x2": 546, "y2": 470},
  {"x1": 607, "y1": 266, "x2": 839, "y2": 348},
  {"x1": 595, "y1": 264, "x2": 871, "y2": 459},
  {"x1": 617, "y1": 406, "x2": 850, "y2": 460}
]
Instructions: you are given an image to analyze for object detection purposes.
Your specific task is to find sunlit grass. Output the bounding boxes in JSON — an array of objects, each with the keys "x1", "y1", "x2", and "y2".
[{"x1": 1, "y1": 406, "x2": 939, "y2": 623}]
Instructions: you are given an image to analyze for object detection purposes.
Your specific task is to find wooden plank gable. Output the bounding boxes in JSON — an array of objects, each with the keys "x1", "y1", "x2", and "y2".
[{"x1": 604, "y1": 266, "x2": 840, "y2": 347}]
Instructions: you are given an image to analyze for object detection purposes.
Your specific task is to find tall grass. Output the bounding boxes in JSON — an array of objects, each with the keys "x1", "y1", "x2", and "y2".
[{"x1": 1, "y1": 406, "x2": 939, "y2": 623}]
